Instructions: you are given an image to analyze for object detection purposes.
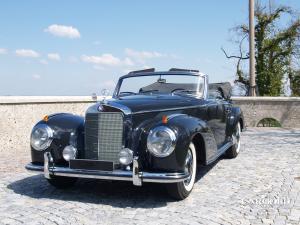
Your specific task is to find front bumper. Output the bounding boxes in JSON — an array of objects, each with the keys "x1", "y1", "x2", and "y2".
[{"x1": 25, "y1": 152, "x2": 190, "y2": 186}]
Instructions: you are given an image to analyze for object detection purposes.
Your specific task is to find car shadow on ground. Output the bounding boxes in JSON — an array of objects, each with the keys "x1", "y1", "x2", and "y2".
[{"x1": 7, "y1": 160, "x2": 219, "y2": 208}]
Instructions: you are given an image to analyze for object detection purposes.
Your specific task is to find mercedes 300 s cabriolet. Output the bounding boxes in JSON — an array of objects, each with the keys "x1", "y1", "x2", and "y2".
[{"x1": 26, "y1": 68, "x2": 244, "y2": 200}]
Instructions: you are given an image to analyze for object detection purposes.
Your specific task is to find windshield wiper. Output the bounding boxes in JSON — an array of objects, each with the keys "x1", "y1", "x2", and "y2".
[
  {"x1": 172, "y1": 89, "x2": 197, "y2": 94},
  {"x1": 139, "y1": 89, "x2": 159, "y2": 94},
  {"x1": 172, "y1": 89, "x2": 199, "y2": 96},
  {"x1": 119, "y1": 91, "x2": 137, "y2": 96}
]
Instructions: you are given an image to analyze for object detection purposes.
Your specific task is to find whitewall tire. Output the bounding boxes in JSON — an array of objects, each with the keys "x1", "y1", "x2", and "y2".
[
  {"x1": 226, "y1": 122, "x2": 241, "y2": 158},
  {"x1": 166, "y1": 143, "x2": 197, "y2": 200}
]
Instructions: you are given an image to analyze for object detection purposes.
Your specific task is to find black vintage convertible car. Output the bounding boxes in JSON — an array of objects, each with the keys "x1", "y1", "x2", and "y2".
[{"x1": 26, "y1": 68, "x2": 244, "y2": 199}]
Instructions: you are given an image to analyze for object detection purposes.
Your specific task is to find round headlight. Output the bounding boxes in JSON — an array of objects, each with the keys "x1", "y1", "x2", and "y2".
[
  {"x1": 147, "y1": 126, "x2": 177, "y2": 157},
  {"x1": 63, "y1": 145, "x2": 77, "y2": 161},
  {"x1": 118, "y1": 148, "x2": 133, "y2": 165},
  {"x1": 30, "y1": 124, "x2": 53, "y2": 151}
]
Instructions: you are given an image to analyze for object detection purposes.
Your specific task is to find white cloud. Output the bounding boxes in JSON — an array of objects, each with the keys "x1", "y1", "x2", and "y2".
[
  {"x1": 44, "y1": 24, "x2": 81, "y2": 39},
  {"x1": 125, "y1": 48, "x2": 166, "y2": 61},
  {"x1": 47, "y1": 53, "x2": 61, "y2": 61},
  {"x1": 81, "y1": 53, "x2": 134, "y2": 67},
  {"x1": 123, "y1": 57, "x2": 134, "y2": 66},
  {"x1": 15, "y1": 49, "x2": 40, "y2": 58},
  {"x1": 32, "y1": 74, "x2": 41, "y2": 79},
  {"x1": 0, "y1": 48, "x2": 7, "y2": 54},
  {"x1": 39, "y1": 59, "x2": 48, "y2": 65},
  {"x1": 81, "y1": 54, "x2": 120, "y2": 66}
]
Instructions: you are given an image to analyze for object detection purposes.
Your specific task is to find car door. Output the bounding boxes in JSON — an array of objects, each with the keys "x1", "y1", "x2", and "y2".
[
  {"x1": 215, "y1": 97, "x2": 231, "y2": 146},
  {"x1": 206, "y1": 90, "x2": 228, "y2": 148}
]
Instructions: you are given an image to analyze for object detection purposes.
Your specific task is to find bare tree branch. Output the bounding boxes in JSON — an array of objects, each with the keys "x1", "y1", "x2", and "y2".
[
  {"x1": 221, "y1": 48, "x2": 249, "y2": 60},
  {"x1": 221, "y1": 35, "x2": 249, "y2": 60}
]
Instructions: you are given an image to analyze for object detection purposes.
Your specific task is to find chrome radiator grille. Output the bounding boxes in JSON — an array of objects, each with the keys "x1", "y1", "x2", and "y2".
[{"x1": 85, "y1": 112, "x2": 123, "y2": 162}]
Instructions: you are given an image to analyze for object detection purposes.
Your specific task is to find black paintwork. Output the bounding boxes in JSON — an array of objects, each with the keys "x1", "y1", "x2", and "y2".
[
  {"x1": 30, "y1": 71, "x2": 244, "y2": 175},
  {"x1": 31, "y1": 113, "x2": 84, "y2": 165},
  {"x1": 109, "y1": 94, "x2": 197, "y2": 113}
]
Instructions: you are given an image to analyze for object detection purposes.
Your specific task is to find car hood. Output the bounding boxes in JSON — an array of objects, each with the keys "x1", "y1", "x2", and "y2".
[{"x1": 105, "y1": 94, "x2": 197, "y2": 114}]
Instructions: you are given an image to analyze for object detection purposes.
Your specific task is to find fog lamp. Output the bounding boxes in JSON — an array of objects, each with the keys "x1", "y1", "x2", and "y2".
[
  {"x1": 118, "y1": 148, "x2": 133, "y2": 165},
  {"x1": 63, "y1": 145, "x2": 77, "y2": 161}
]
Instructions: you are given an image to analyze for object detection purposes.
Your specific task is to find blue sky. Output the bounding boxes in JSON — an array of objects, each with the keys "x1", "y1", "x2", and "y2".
[{"x1": 0, "y1": 0, "x2": 299, "y2": 95}]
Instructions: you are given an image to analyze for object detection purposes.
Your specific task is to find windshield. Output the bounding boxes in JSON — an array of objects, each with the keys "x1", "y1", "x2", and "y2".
[{"x1": 117, "y1": 74, "x2": 205, "y2": 98}]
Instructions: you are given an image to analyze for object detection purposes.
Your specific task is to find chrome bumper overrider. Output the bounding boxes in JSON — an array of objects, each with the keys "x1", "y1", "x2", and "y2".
[{"x1": 25, "y1": 152, "x2": 190, "y2": 186}]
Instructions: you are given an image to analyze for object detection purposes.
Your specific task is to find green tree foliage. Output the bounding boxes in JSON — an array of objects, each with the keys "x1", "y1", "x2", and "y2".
[
  {"x1": 290, "y1": 70, "x2": 300, "y2": 96},
  {"x1": 257, "y1": 118, "x2": 281, "y2": 127},
  {"x1": 223, "y1": 2, "x2": 300, "y2": 96}
]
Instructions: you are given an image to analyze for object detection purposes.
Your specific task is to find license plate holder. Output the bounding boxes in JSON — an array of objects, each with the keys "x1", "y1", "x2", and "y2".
[{"x1": 69, "y1": 159, "x2": 114, "y2": 171}]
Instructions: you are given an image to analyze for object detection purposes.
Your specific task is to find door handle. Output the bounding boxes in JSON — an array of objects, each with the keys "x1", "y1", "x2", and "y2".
[{"x1": 225, "y1": 108, "x2": 231, "y2": 114}]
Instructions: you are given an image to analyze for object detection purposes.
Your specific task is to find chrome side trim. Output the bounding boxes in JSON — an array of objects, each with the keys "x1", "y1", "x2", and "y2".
[
  {"x1": 206, "y1": 141, "x2": 233, "y2": 165},
  {"x1": 131, "y1": 104, "x2": 205, "y2": 115},
  {"x1": 167, "y1": 113, "x2": 186, "y2": 121}
]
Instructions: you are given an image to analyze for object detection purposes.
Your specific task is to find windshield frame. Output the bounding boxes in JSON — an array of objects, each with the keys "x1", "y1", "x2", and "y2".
[{"x1": 113, "y1": 72, "x2": 208, "y2": 99}]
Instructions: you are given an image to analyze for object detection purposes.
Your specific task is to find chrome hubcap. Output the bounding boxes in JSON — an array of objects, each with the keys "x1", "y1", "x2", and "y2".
[
  {"x1": 233, "y1": 124, "x2": 241, "y2": 152},
  {"x1": 184, "y1": 149, "x2": 193, "y2": 186}
]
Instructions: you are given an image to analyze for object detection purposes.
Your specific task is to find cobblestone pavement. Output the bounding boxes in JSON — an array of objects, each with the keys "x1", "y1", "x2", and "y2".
[{"x1": 0, "y1": 128, "x2": 300, "y2": 225}]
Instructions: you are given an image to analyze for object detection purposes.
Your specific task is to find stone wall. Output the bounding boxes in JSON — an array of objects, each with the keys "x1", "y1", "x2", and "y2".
[
  {"x1": 0, "y1": 96, "x2": 97, "y2": 154},
  {"x1": 233, "y1": 97, "x2": 300, "y2": 128},
  {"x1": 0, "y1": 96, "x2": 299, "y2": 154}
]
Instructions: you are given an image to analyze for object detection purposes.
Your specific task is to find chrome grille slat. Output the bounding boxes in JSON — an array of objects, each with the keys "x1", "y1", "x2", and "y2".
[{"x1": 85, "y1": 112, "x2": 123, "y2": 162}]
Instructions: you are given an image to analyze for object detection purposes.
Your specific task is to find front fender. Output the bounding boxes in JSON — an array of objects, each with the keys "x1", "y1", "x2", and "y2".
[
  {"x1": 140, "y1": 114, "x2": 218, "y2": 172},
  {"x1": 30, "y1": 113, "x2": 84, "y2": 164}
]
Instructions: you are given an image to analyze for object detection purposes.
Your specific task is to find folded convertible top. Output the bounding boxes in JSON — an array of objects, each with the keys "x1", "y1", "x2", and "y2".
[{"x1": 208, "y1": 82, "x2": 232, "y2": 99}]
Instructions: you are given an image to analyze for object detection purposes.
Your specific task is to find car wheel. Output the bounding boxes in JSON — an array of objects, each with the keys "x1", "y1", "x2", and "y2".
[
  {"x1": 47, "y1": 175, "x2": 77, "y2": 189},
  {"x1": 166, "y1": 143, "x2": 197, "y2": 200},
  {"x1": 225, "y1": 122, "x2": 241, "y2": 158}
]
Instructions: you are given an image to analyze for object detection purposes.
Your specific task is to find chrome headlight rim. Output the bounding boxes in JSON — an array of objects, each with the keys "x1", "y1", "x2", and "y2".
[
  {"x1": 30, "y1": 124, "x2": 54, "y2": 151},
  {"x1": 147, "y1": 126, "x2": 177, "y2": 157}
]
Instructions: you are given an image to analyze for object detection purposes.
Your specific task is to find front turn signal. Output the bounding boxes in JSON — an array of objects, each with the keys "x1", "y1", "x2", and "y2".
[{"x1": 43, "y1": 115, "x2": 49, "y2": 122}]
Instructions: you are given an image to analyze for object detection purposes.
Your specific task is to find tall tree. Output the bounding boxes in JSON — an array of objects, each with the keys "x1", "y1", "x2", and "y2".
[
  {"x1": 290, "y1": 70, "x2": 300, "y2": 96},
  {"x1": 223, "y1": 2, "x2": 300, "y2": 96}
]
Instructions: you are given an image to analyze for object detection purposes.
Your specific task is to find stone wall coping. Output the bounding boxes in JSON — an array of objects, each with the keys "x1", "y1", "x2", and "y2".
[
  {"x1": 0, "y1": 96, "x2": 110, "y2": 105},
  {"x1": 232, "y1": 97, "x2": 300, "y2": 102},
  {"x1": 0, "y1": 96, "x2": 299, "y2": 105}
]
